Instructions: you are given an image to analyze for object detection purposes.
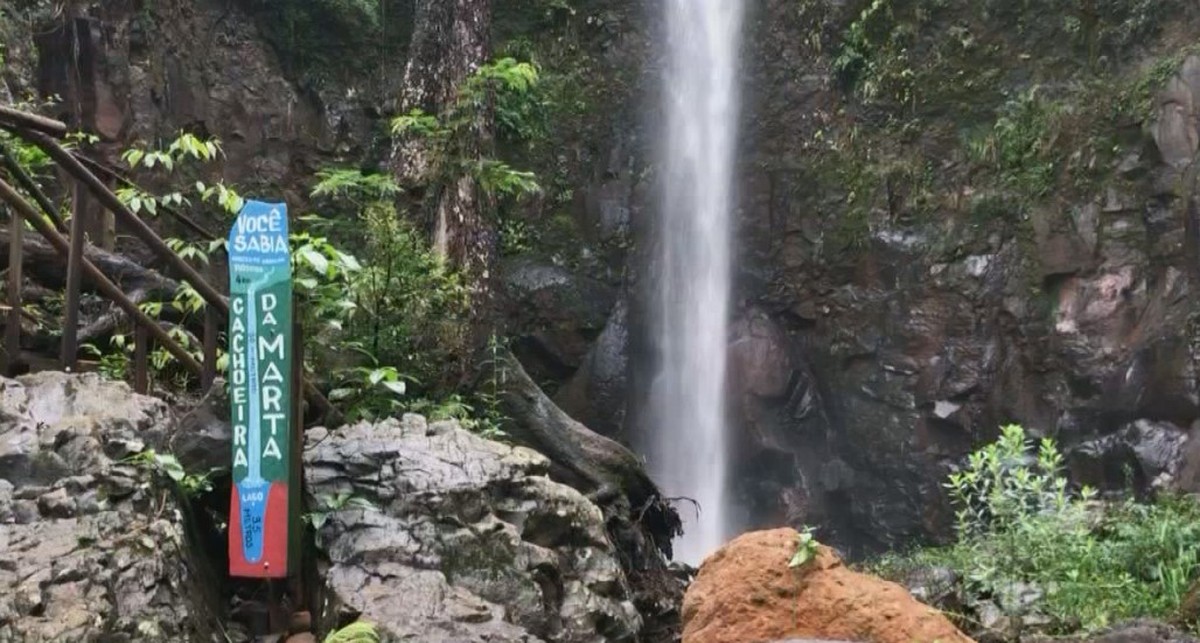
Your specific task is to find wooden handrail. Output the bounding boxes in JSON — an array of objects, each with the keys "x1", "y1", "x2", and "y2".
[
  {"x1": 0, "y1": 106, "x2": 68, "y2": 137},
  {"x1": 0, "y1": 105, "x2": 341, "y2": 422},
  {"x1": 0, "y1": 176, "x2": 203, "y2": 374},
  {"x1": 8, "y1": 127, "x2": 231, "y2": 315},
  {"x1": 0, "y1": 142, "x2": 68, "y2": 233}
]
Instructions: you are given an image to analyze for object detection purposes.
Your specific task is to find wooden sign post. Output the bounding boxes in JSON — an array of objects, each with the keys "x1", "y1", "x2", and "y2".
[{"x1": 228, "y1": 200, "x2": 294, "y2": 578}]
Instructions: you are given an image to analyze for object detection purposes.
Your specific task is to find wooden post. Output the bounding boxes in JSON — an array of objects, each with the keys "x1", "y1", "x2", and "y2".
[
  {"x1": 202, "y1": 263, "x2": 219, "y2": 391},
  {"x1": 290, "y1": 295, "x2": 305, "y2": 614},
  {"x1": 60, "y1": 182, "x2": 85, "y2": 370},
  {"x1": 4, "y1": 205, "x2": 22, "y2": 376},
  {"x1": 133, "y1": 322, "x2": 148, "y2": 394}
]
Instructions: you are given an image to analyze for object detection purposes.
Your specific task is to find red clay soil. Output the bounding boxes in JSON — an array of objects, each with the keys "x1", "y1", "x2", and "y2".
[{"x1": 681, "y1": 528, "x2": 975, "y2": 643}]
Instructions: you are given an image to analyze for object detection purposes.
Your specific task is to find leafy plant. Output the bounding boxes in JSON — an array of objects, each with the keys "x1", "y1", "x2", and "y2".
[
  {"x1": 323, "y1": 621, "x2": 380, "y2": 643},
  {"x1": 81, "y1": 341, "x2": 130, "y2": 381},
  {"x1": 965, "y1": 89, "x2": 1063, "y2": 198},
  {"x1": 304, "y1": 491, "x2": 375, "y2": 548},
  {"x1": 870, "y1": 425, "x2": 1200, "y2": 634},
  {"x1": 391, "y1": 57, "x2": 544, "y2": 200},
  {"x1": 789, "y1": 526, "x2": 820, "y2": 568},
  {"x1": 302, "y1": 170, "x2": 471, "y2": 420},
  {"x1": 127, "y1": 449, "x2": 218, "y2": 498}
]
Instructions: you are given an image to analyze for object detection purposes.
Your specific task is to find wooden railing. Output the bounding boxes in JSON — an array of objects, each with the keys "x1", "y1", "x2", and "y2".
[{"x1": 0, "y1": 106, "x2": 338, "y2": 421}]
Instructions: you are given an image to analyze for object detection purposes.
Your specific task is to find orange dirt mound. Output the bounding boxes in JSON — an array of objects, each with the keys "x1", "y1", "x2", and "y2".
[{"x1": 681, "y1": 528, "x2": 975, "y2": 643}]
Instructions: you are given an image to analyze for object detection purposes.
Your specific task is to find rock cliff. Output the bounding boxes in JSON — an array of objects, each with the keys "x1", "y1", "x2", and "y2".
[
  {"x1": 0, "y1": 372, "x2": 223, "y2": 641},
  {"x1": 7, "y1": 0, "x2": 1200, "y2": 558}
]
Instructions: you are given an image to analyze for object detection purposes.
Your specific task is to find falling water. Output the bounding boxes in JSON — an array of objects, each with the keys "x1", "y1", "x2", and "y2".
[{"x1": 649, "y1": 0, "x2": 744, "y2": 565}]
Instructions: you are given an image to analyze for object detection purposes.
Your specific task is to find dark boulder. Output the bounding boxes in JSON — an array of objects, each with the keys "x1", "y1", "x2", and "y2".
[{"x1": 501, "y1": 258, "x2": 618, "y2": 386}]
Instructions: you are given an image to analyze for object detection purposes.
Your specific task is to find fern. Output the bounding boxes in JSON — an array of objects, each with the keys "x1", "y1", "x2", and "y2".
[{"x1": 311, "y1": 169, "x2": 401, "y2": 201}]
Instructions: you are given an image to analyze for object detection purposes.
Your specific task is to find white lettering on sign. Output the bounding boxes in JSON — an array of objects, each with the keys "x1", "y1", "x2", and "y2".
[
  {"x1": 264, "y1": 413, "x2": 285, "y2": 436},
  {"x1": 259, "y1": 335, "x2": 284, "y2": 361},
  {"x1": 263, "y1": 386, "x2": 282, "y2": 413},
  {"x1": 235, "y1": 208, "x2": 283, "y2": 234},
  {"x1": 262, "y1": 437, "x2": 282, "y2": 460},
  {"x1": 230, "y1": 284, "x2": 290, "y2": 469},
  {"x1": 231, "y1": 235, "x2": 289, "y2": 254},
  {"x1": 263, "y1": 362, "x2": 283, "y2": 383}
]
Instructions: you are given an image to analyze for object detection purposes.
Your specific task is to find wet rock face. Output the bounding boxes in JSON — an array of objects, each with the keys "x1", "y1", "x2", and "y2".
[
  {"x1": 1026, "y1": 620, "x2": 1199, "y2": 643},
  {"x1": 556, "y1": 299, "x2": 631, "y2": 439},
  {"x1": 1068, "y1": 420, "x2": 1189, "y2": 492},
  {"x1": 502, "y1": 258, "x2": 619, "y2": 387},
  {"x1": 0, "y1": 373, "x2": 217, "y2": 642},
  {"x1": 304, "y1": 415, "x2": 641, "y2": 643},
  {"x1": 710, "y1": 31, "x2": 1200, "y2": 553},
  {"x1": 21, "y1": 0, "x2": 340, "y2": 217}
]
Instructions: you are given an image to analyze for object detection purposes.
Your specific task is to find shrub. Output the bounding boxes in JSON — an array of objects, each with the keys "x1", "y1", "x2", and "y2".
[
  {"x1": 303, "y1": 169, "x2": 471, "y2": 421},
  {"x1": 871, "y1": 424, "x2": 1200, "y2": 634}
]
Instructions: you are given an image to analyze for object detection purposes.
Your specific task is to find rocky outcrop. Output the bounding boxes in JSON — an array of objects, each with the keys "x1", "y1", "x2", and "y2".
[
  {"x1": 0, "y1": 372, "x2": 220, "y2": 641},
  {"x1": 687, "y1": 6, "x2": 1200, "y2": 554},
  {"x1": 303, "y1": 415, "x2": 642, "y2": 643},
  {"x1": 680, "y1": 528, "x2": 973, "y2": 643},
  {"x1": 1027, "y1": 620, "x2": 1199, "y2": 643},
  {"x1": 502, "y1": 258, "x2": 618, "y2": 388},
  {"x1": 555, "y1": 298, "x2": 631, "y2": 440}
]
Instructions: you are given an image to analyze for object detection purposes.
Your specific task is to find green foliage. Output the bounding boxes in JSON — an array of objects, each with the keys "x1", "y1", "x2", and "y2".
[
  {"x1": 871, "y1": 425, "x2": 1200, "y2": 633},
  {"x1": 834, "y1": 0, "x2": 906, "y2": 101},
  {"x1": 304, "y1": 491, "x2": 376, "y2": 547},
  {"x1": 302, "y1": 170, "x2": 471, "y2": 422},
  {"x1": 405, "y1": 335, "x2": 509, "y2": 438},
  {"x1": 323, "y1": 621, "x2": 380, "y2": 643},
  {"x1": 469, "y1": 57, "x2": 546, "y2": 143},
  {"x1": 966, "y1": 89, "x2": 1061, "y2": 197},
  {"x1": 788, "y1": 527, "x2": 820, "y2": 568},
  {"x1": 310, "y1": 168, "x2": 401, "y2": 200},
  {"x1": 84, "y1": 131, "x2": 235, "y2": 391},
  {"x1": 832, "y1": 0, "x2": 1180, "y2": 123},
  {"x1": 945, "y1": 424, "x2": 1081, "y2": 538},
  {"x1": 115, "y1": 133, "x2": 243, "y2": 219},
  {"x1": 127, "y1": 449, "x2": 218, "y2": 498},
  {"x1": 81, "y1": 341, "x2": 130, "y2": 381},
  {"x1": 391, "y1": 57, "x2": 544, "y2": 199}
]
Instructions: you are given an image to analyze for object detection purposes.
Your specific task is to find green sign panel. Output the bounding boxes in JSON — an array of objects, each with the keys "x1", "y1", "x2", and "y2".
[{"x1": 227, "y1": 200, "x2": 293, "y2": 578}]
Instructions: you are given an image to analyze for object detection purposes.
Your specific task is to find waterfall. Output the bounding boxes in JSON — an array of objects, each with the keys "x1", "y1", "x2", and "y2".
[{"x1": 648, "y1": 0, "x2": 744, "y2": 565}]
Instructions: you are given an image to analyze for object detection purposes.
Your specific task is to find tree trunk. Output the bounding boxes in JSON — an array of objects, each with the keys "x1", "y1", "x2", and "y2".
[
  {"x1": 392, "y1": 0, "x2": 492, "y2": 185},
  {"x1": 391, "y1": 0, "x2": 496, "y2": 370}
]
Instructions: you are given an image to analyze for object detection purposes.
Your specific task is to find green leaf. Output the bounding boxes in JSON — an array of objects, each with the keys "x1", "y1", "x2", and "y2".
[
  {"x1": 299, "y1": 247, "x2": 329, "y2": 275},
  {"x1": 329, "y1": 388, "x2": 356, "y2": 401}
]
